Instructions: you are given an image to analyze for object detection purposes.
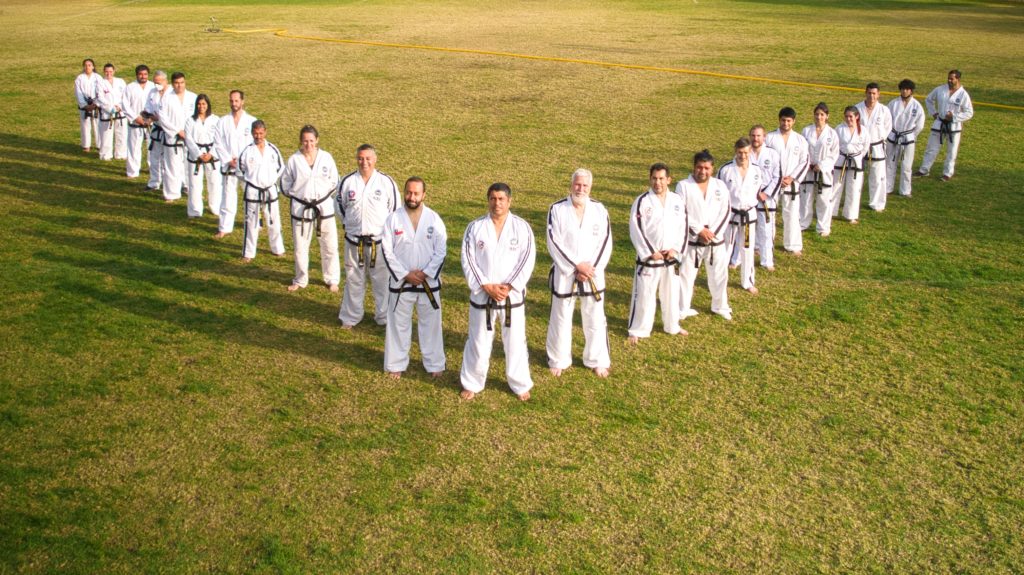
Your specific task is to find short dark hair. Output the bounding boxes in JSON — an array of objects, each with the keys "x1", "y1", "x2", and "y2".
[
  {"x1": 898, "y1": 79, "x2": 916, "y2": 91},
  {"x1": 171, "y1": 72, "x2": 185, "y2": 82},
  {"x1": 82, "y1": 58, "x2": 95, "y2": 67},
  {"x1": 251, "y1": 119, "x2": 266, "y2": 132},
  {"x1": 813, "y1": 102, "x2": 829, "y2": 116},
  {"x1": 778, "y1": 107, "x2": 796, "y2": 119},
  {"x1": 135, "y1": 64, "x2": 149, "y2": 75},
  {"x1": 229, "y1": 89, "x2": 245, "y2": 100},
  {"x1": 865, "y1": 82, "x2": 880, "y2": 91},
  {"x1": 949, "y1": 69, "x2": 962, "y2": 80},
  {"x1": 649, "y1": 162, "x2": 670, "y2": 177},
  {"x1": 734, "y1": 136, "x2": 752, "y2": 150},
  {"x1": 356, "y1": 143, "x2": 376, "y2": 154},
  {"x1": 103, "y1": 63, "x2": 115, "y2": 71},
  {"x1": 405, "y1": 176, "x2": 425, "y2": 193},
  {"x1": 693, "y1": 149, "x2": 714, "y2": 166},
  {"x1": 487, "y1": 182, "x2": 512, "y2": 198},
  {"x1": 299, "y1": 124, "x2": 319, "y2": 139},
  {"x1": 193, "y1": 93, "x2": 212, "y2": 119}
]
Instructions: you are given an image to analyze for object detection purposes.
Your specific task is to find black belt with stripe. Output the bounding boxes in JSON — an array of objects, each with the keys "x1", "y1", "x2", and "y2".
[
  {"x1": 391, "y1": 282, "x2": 440, "y2": 310},
  {"x1": 345, "y1": 235, "x2": 380, "y2": 267}
]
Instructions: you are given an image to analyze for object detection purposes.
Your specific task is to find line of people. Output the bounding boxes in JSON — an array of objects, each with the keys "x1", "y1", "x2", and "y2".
[{"x1": 74, "y1": 60, "x2": 973, "y2": 400}]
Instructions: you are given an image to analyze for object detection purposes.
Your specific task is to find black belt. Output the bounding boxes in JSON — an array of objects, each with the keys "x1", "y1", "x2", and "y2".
[
  {"x1": 782, "y1": 182, "x2": 799, "y2": 198},
  {"x1": 867, "y1": 139, "x2": 886, "y2": 162},
  {"x1": 636, "y1": 256, "x2": 679, "y2": 271},
  {"x1": 935, "y1": 119, "x2": 955, "y2": 145},
  {"x1": 470, "y1": 298, "x2": 524, "y2": 331},
  {"x1": 802, "y1": 171, "x2": 831, "y2": 194},
  {"x1": 187, "y1": 144, "x2": 218, "y2": 175},
  {"x1": 162, "y1": 134, "x2": 185, "y2": 153},
  {"x1": 835, "y1": 153, "x2": 861, "y2": 188},
  {"x1": 549, "y1": 269, "x2": 603, "y2": 301},
  {"x1": 286, "y1": 192, "x2": 334, "y2": 237},
  {"x1": 79, "y1": 102, "x2": 99, "y2": 119},
  {"x1": 101, "y1": 112, "x2": 126, "y2": 127},
  {"x1": 345, "y1": 235, "x2": 380, "y2": 268},
  {"x1": 391, "y1": 282, "x2": 440, "y2": 310},
  {"x1": 243, "y1": 182, "x2": 278, "y2": 226},
  {"x1": 887, "y1": 129, "x2": 916, "y2": 164},
  {"x1": 730, "y1": 209, "x2": 755, "y2": 249},
  {"x1": 148, "y1": 128, "x2": 164, "y2": 151},
  {"x1": 688, "y1": 240, "x2": 724, "y2": 267}
]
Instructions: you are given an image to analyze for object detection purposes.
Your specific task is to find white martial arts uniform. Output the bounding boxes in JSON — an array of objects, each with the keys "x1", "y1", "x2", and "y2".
[
  {"x1": 143, "y1": 87, "x2": 167, "y2": 190},
  {"x1": 833, "y1": 123, "x2": 869, "y2": 223},
  {"x1": 336, "y1": 169, "x2": 399, "y2": 326},
  {"x1": 750, "y1": 146, "x2": 781, "y2": 268},
  {"x1": 184, "y1": 114, "x2": 223, "y2": 217},
  {"x1": 678, "y1": 175, "x2": 733, "y2": 320},
  {"x1": 121, "y1": 79, "x2": 155, "y2": 178},
  {"x1": 213, "y1": 111, "x2": 257, "y2": 234},
  {"x1": 766, "y1": 129, "x2": 809, "y2": 253},
  {"x1": 799, "y1": 123, "x2": 840, "y2": 233},
  {"x1": 281, "y1": 149, "x2": 341, "y2": 288},
  {"x1": 627, "y1": 189, "x2": 687, "y2": 338},
  {"x1": 74, "y1": 72, "x2": 100, "y2": 150},
  {"x1": 856, "y1": 101, "x2": 893, "y2": 211},
  {"x1": 719, "y1": 160, "x2": 762, "y2": 290},
  {"x1": 381, "y1": 206, "x2": 447, "y2": 374},
  {"x1": 886, "y1": 96, "x2": 926, "y2": 196},
  {"x1": 460, "y1": 213, "x2": 536, "y2": 396},
  {"x1": 919, "y1": 84, "x2": 974, "y2": 178},
  {"x1": 96, "y1": 76, "x2": 127, "y2": 161},
  {"x1": 238, "y1": 140, "x2": 285, "y2": 259},
  {"x1": 545, "y1": 196, "x2": 612, "y2": 371},
  {"x1": 158, "y1": 90, "x2": 197, "y2": 201}
]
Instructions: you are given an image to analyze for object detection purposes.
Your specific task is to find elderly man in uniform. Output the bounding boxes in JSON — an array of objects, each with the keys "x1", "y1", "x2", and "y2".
[
  {"x1": 917, "y1": 70, "x2": 974, "y2": 181},
  {"x1": 336, "y1": 144, "x2": 399, "y2": 328},
  {"x1": 545, "y1": 168, "x2": 612, "y2": 378},
  {"x1": 381, "y1": 177, "x2": 448, "y2": 379},
  {"x1": 460, "y1": 183, "x2": 536, "y2": 401}
]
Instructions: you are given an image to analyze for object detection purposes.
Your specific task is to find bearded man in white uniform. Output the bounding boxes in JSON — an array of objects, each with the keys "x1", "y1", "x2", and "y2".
[
  {"x1": 627, "y1": 163, "x2": 687, "y2": 343},
  {"x1": 280, "y1": 125, "x2": 340, "y2": 292},
  {"x1": 917, "y1": 69, "x2": 974, "y2": 181},
  {"x1": 237, "y1": 120, "x2": 285, "y2": 261},
  {"x1": 719, "y1": 138, "x2": 762, "y2": 295},
  {"x1": 336, "y1": 144, "x2": 399, "y2": 328},
  {"x1": 143, "y1": 71, "x2": 169, "y2": 191},
  {"x1": 213, "y1": 90, "x2": 257, "y2": 238},
  {"x1": 678, "y1": 150, "x2": 733, "y2": 322},
  {"x1": 122, "y1": 65, "x2": 155, "y2": 179},
  {"x1": 158, "y1": 72, "x2": 197, "y2": 203},
  {"x1": 856, "y1": 83, "x2": 894, "y2": 212},
  {"x1": 381, "y1": 177, "x2": 447, "y2": 379},
  {"x1": 96, "y1": 63, "x2": 127, "y2": 161},
  {"x1": 886, "y1": 79, "x2": 926, "y2": 197},
  {"x1": 460, "y1": 183, "x2": 536, "y2": 401},
  {"x1": 748, "y1": 124, "x2": 781, "y2": 271},
  {"x1": 545, "y1": 168, "x2": 612, "y2": 379},
  {"x1": 766, "y1": 107, "x2": 810, "y2": 257}
]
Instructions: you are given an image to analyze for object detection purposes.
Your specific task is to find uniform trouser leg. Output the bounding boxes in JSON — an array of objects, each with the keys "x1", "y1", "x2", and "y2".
[
  {"x1": 147, "y1": 143, "x2": 164, "y2": 189},
  {"x1": 385, "y1": 291, "x2": 444, "y2": 373},
  {"x1": 781, "y1": 192, "x2": 802, "y2": 252},
  {"x1": 897, "y1": 142, "x2": 916, "y2": 195},
  {"x1": 340, "y1": 242, "x2": 387, "y2": 325},
  {"x1": 195, "y1": 165, "x2": 222, "y2": 216},
  {"x1": 186, "y1": 164, "x2": 207, "y2": 217},
  {"x1": 113, "y1": 120, "x2": 127, "y2": 159},
  {"x1": 707, "y1": 243, "x2": 731, "y2": 316},
  {"x1": 680, "y1": 251, "x2": 703, "y2": 321},
  {"x1": 885, "y1": 143, "x2": 898, "y2": 195},
  {"x1": 460, "y1": 304, "x2": 532, "y2": 395},
  {"x1": 919, "y1": 131, "x2": 941, "y2": 174},
  {"x1": 266, "y1": 201, "x2": 285, "y2": 255},
  {"x1": 799, "y1": 184, "x2": 815, "y2": 230},
  {"x1": 866, "y1": 159, "x2": 887, "y2": 210},
  {"x1": 841, "y1": 173, "x2": 864, "y2": 221},
  {"x1": 161, "y1": 145, "x2": 185, "y2": 200},
  {"x1": 756, "y1": 208, "x2": 776, "y2": 268},
  {"x1": 126, "y1": 128, "x2": 145, "y2": 177},
  {"x1": 546, "y1": 294, "x2": 575, "y2": 370},
  {"x1": 369, "y1": 261, "x2": 390, "y2": 325},
  {"x1": 730, "y1": 221, "x2": 756, "y2": 289},
  {"x1": 816, "y1": 183, "x2": 839, "y2": 235},
  {"x1": 242, "y1": 201, "x2": 261, "y2": 259},
  {"x1": 79, "y1": 112, "x2": 97, "y2": 149},
  {"x1": 98, "y1": 120, "x2": 114, "y2": 160},
  {"x1": 942, "y1": 133, "x2": 961, "y2": 178},
  {"x1": 581, "y1": 296, "x2": 610, "y2": 369},
  {"x1": 628, "y1": 266, "x2": 669, "y2": 337},
  {"x1": 292, "y1": 219, "x2": 314, "y2": 287},
  {"x1": 219, "y1": 175, "x2": 239, "y2": 233},
  {"x1": 318, "y1": 218, "x2": 341, "y2": 287}
]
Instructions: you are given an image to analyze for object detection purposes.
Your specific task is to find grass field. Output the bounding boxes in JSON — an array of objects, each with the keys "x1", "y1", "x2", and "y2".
[{"x1": 2, "y1": 0, "x2": 1024, "y2": 572}]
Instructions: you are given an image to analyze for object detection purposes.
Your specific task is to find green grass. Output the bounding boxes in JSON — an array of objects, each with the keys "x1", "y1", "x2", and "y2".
[{"x1": 2, "y1": 0, "x2": 1024, "y2": 573}]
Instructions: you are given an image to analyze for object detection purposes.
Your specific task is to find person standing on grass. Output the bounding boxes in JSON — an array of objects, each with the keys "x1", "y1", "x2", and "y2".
[
  {"x1": 626, "y1": 162, "x2": 687, "y2": 344},
  {"x1": 184, "y1": 94, "x2": 222, "y2": 218},
  {"x1": 885, "y1": 79, "x2": 926, "y2": 198},
  {"x1": 280, "y1": 125, "x2": 341, "y2": 293},
  {"x1": 766, "y1": 107, "x2": 810, "y2": 257},
  {"x1": 123, "y1": 65, "x2": 155, "y2": 180},
  {"x1": 96, "y1": 63, "x2": 127, "y2": 161},
  {"x1": 917, "y1": 69, "x2": 974, "y2": 181},
  {"x1": 799, "y1": 102, "x2": 840, "y2": 236},
  {"x1": 748, "y1": 124, "x2": 781, "y2": 272},
  {"x1": 678, "y1": 149, "x2": 733, "y2": 322},
  {"x1": 460, "y1": 183, "x2": 536, "y2": 401},
  {"x1": 213, "y1": 90, "x2": 257, "y2": 239},
  {"x1": 74, "y1": 58, "x2": 100, "y2": 153},
  {"x1": 545, "y1": 168, "x2": 612, "y2": 379},
  {"x1": 143, "y1": 71, "x2": 169, "y2": 192},
  {"x1": 158, "y1": 72, "x2": 197, "y2": 204},
  {"x1": 238, "y1": 120, "x2": 285, "y2": 262},
  {"x1": 336, "y1": 144, "x2": 399, "y2": 329},
  {"x1": 834, "y1": 106, "x2": 869, "y2": 226},
  {"x1": 381, "y1": 177, "x2": 447, "y2": 380},
  {"x1": 856, "y1": 82, "x2": 893, "y2": 212},
  {"x1": 719, "y1": 138, "x2": 763, "y2": 295}
]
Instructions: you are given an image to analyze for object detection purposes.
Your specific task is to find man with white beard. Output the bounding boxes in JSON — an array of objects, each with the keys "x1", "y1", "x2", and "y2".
[
  {"x1": 917, "y1": 70, "x2": 974, "y2": 181},
  {"x1": 545, "y1": 168, "x2": 612, "y2": 378}
]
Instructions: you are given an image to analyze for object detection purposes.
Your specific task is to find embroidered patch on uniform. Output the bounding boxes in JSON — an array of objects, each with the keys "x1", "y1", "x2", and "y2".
[
  {"x1": 348, "y1": 190, "x2": 356, "y2": 200},
  {"x1": 592, "y1": 223, "x2": 600, "y2": 235},
  {"x1": 477, "y1": 240, "x2": 485, "y2": 250},
  {"x1": 510, "y1": 238, "x2": 519, "y2": 246},
  {"x1": 322, "y1": 166, "x2": 329, "y2": 176},
  {"x1": 395, "y1": 230, "x2": 403, "y2": 236},
  {"x1": 644, "y1": 207, "x2": 652, "y2": 217},
  {"x1": 427, "y1": 226, "x2": 434, "y2": 234},
  {"x1": 374, "y1": 189, "x2": 382, "y2": 197}
]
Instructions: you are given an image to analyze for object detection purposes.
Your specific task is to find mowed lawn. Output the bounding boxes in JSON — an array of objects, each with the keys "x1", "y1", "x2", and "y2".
[{"x1": 1, "y1": 0, "x2": 1023, "y2": 572}]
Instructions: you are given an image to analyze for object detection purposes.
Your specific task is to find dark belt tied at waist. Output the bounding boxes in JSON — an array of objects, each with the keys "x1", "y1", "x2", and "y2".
[
  {"x1": 937, "y1": 119, "x2": 954, "y2": 145},
  {"x1": 782, "y1": 182, "x2": 799, "y2": 197},
  {"x1": 287, "y1": 192, "x2": 334, "y2": 237},
  {"x1": 730, "y1": 208, "x2": 754, "y2": 249},
  {"x1": 148, "y1": 128, "x2": 164, "y2": 151},
  {"x1": 392, "y1": 281, "x2": 440, "y2": 310},
  {"x1": 244, "y1": 182, "x2": 277, "y2": 226},
  {"x1": 470, "y1": 297, "x2": 524, "y2": 331},
  {"x1": 188, "y1": 144, "x2": 218, "y2": 175},
  {"x1": 688, "y1": 240, "x2": 723, "y2": 267},
  {"x1": 888, "y1": 129, "x2": 915, "y2": 163},
  {"x1": 346, "y1": 235, "x2": 380, "y2": 268},
  {"x1": 867, "y1": 139, "x2": 886, "y2": 162}
]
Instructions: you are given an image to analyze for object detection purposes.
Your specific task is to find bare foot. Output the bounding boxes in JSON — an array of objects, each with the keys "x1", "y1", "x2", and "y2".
[
  {"x1": 164, "y1": 199, "x2": 176, "y2": 203},
  {"x1": 272, "y1": 252, "x2": 286, "y2": 257},
  {"x1": 388, "y1": 371, "x2": 402, "y2": 379},
  {"x1": 430, "y1": 371, "x2": 444, "y2": 379},
  {"x1": 849, "y1": 219, "x2": 859, "y2": 225},
  {"x1": 213, "y1": 232, "x2": 228, "y2": 239},
  {"x1": 517, "y1": 391, "x2": 530, "y2": 401},
  {"x1": 728, "y1": 264, "x2": 739, "y2": 270},
  {"x1": 593, "y1": 367, "x2": 609, "y2": 378},
  {"x1": 746, "y1": 286, "x2": 760, "y2": 295},
  {"x1": 328, "y1": 284, "x2": 339, "y2": 293},
  {"x1": 626, "y1": 336, "x2": 640, "y2": 346},
  {"x1": 764, "y1": 265, "x2": 775, "y2": 272},
  {"x1": 459, "y1": 389, "x2": 476, "y2": 400},
  {"x1": 676, "y1": 328, "x2": 689, "y2": 336},
  {"x1": 287, "y1": 283, "x2": 302, "y2": 292},
  {"x1": 241, "y1": 257, "x2": 253, "y2": 263},
  {"x1": 339, "y1": 323, "x2": 354, "y2": 330},
  {"x1": 791, "y1": 251, "x2": 802, "y2": 257},
  {"x1": 550, "y1": 367, "x2": 563, "y2": 377}
]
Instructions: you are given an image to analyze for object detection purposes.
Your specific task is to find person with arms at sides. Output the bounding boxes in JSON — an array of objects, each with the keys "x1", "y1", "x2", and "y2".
[
  {"x1": 799, "y1": 102, "x2": 840, "y2": 236},
  {"x1": 917, "y1": 69, "x2": 974, "y2": 182},
  {"x1": 766, "y1": 107, "x2": 809, "y2": 257},
  {"x1": 237, "y1": 120, "x2": 285, "y2": 262},
  {"x1": 719, "y1": 138, "x2": 762, "y2": 295},
  {"x1": 833, "y1": 106, "x2": 869, "y2": 226},
  {"x1": 856, "y1": 82, "x2": 894, "y2": 212},
  {"x1": 213, "y1": 90, "x2": 257, "y2": 239},
  {"x1": 748, "y1": 124, "x2": 781, "y2": 272},
  {"x1": 886, "y1": 79, "x2": 926, "y2": 197},
  {"x1": 184, "y1": 94, "x2": 222, "y2": 218}
]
